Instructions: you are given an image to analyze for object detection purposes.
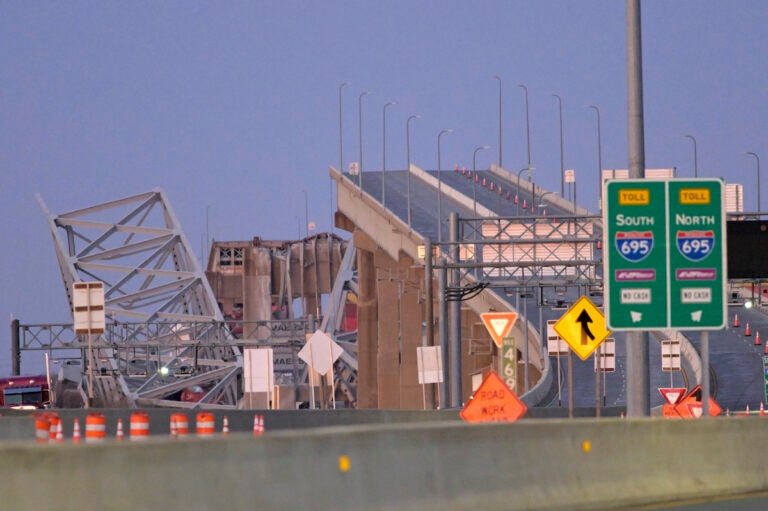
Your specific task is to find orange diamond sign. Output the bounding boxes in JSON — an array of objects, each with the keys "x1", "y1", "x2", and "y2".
[
  {"x1": 675, "y1": 385, "x2": 722, "y2": 418},
  {"x1": 480, "y1": 312, "x2": 519, "y2": 348},
  {"x1": 460, "y1": 371, "x2": 527, "y2": 423}
]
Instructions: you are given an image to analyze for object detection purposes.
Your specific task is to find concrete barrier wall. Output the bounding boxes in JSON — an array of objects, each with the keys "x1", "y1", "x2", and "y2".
[
  {"x1": 0, "y1": 409, "x2": 461, "y2": 440},
  {"x1": 3, "y1": 417, "x2": 768, "y2": 510}
]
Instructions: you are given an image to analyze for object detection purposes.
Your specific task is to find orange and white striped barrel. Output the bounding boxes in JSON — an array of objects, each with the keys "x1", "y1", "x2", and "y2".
[
  {"x1": 195, "y1": 412, "x2": 215, "y2": 438},
  {"x1": 85, "y1": 413, "x2": 106, "y2": 443},
  {"x1": 130, "y1": 412, "x2": 150, "y2": 441},
  {"x1": 48, "y1": 413, "x2": 62, "y2": 443},
  {"x1": 34, "y1": 414, "x2": 51, "y2": 444},
  {"x1": 170, "y1": 413, "x2": 189, "y2": 438}
]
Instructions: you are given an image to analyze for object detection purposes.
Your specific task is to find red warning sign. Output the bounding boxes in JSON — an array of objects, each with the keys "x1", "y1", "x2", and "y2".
[
  {"x1": 460, "y1": 371, "x2": 527, "y2": 423},
  {"x1": 658, "y1": 387, "x2": 687, "y2": 405}
]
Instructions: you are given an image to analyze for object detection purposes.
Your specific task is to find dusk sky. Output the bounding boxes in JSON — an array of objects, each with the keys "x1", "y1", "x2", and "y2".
[{"x1": 1, "y1": 1, "x2": 766, "y2": 374}]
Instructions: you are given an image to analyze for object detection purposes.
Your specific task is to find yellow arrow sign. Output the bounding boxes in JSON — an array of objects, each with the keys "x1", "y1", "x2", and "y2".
[{"x1": 553, "y1": 296, "x2": 611, "y2": 360}]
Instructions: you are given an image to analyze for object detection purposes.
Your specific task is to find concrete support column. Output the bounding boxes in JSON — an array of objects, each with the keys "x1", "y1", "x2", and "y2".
[{"x1": 356, "y1": 246, "x2": 378, "y2": 408}]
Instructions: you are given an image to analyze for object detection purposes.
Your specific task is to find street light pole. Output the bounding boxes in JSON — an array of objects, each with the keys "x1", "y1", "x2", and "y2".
[
  {"x1": 336, "y1": 82, "x2": 349, "y2": 235},
  {"x1": 382, "y1": 101, "x2": 397, "y2": 206},
  {"x1": 338, "y1": 82, "x2": 349, "y2": 174},
  {"x1": 406, "y1": 114, "x2": 420, "y2": 229},
  {"x1": 358, "y1": 91, "x2": 370, "y2": 191},
  {"x1": 746, "y1": 151, "x2": 761, "y2": 212},
  {"x1": 589, "y1": 105, "x2": 603, "y2": 212},
  {"x1": 551, "y1": 94, "x2": 565, "y2": 198},
  {"x1": 684, "y1": 134, "x2": 698, "y2": 178},
  {"x1": 472, "y1": 145, "x2": 490, "y2": 217},
  {"x1": 518, "y1": 84, "x2": 531, "y2": 171},
  {"x1": 493, "y1": 75, "x2": 503, "y2": 168},
  {"x1": 437, "y1": 129, "x2": 453, "y2": 242}
]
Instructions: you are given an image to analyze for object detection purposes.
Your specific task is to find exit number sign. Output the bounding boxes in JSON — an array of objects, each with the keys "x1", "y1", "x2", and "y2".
[{"x1": 604, "y1": 178, "x2": 727, "y2": 331}]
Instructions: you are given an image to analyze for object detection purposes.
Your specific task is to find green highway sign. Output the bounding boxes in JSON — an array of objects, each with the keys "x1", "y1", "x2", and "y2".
[{"x1": 604, "y1": 178, "x2": 727, "y2": 331}]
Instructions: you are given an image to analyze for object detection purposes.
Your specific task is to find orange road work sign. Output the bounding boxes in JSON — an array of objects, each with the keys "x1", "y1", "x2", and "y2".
[
  {"x1": 662, "y1": 385, "x2": 722, "y2": 418},
  {"x1": 480, "y1": 312, "x2": 519, "y2": 348},
  {"x1": 460, "y1": 371, "x2": 527, "y2": 423}
]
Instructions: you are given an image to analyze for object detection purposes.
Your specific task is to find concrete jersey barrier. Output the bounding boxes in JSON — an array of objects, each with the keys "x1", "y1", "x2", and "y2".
[{"x1": 1, "y1": 417, "x2": 767, "y2": 510}]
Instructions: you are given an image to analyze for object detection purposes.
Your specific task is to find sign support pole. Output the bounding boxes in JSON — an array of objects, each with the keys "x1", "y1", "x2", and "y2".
[
  {"x1": 701, "y1": 331, "x2": 710, "y2": 417},
  {"x1": 626, "y1": 0, "x2": 650, "y2": 417},
  {"x1": 568, "y1": 351, "x2": 573, "y2": 418},
  {"x1": 595, "y1": 350, "x2": 601, "y2": 418}
]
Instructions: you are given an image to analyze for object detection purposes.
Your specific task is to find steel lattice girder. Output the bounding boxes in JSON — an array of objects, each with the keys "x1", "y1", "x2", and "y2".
[{"x1": 38, "y1": 189, "x2": 242, "y2": 408}]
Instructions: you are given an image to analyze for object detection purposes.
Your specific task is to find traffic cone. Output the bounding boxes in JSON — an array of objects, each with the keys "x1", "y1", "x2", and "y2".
[
  {"x1": 482, "y1": 177, "x2": 487, "y2": 187},
  {"x1": 747, "y1": 404, "x2": 751, "y2": 415},
  {"x1": 454, "y1": 164, "x2": 459, "y2": 172},
  {"x1": 259, "y1": 415, "x2": 265, "y2": 434},
  {"x1": 461, "y1": 166, "x2": 466, "y2": 175},
  {"x1": 489, "y1": 182, "x2": 494, "y2": 191},
  {"x1": 761, "y1": 403, "x2": 765, "y2": 417},
  {"x1": 222, "y1": 416, "x2": 230, "y2": 435},
  {"x1": 763, "y1": 341, "x2": 768, "y2": 355},
  {"x1": 475, "y1": 174, "x2": 479, "y2": 183},
  {"x1": 734, "y1": 314, "x2": 740, "y2": 328},
  {"x1": 746, "y1": 323, "x2": 751, "y2": 336},
  {"x1": 72, "y1": 418, "x2": 81, "y2": 444},
  {"x1": 116, "y1": 418, "x2": 124, "y2": 441},
  {"x1": 56, "y1": 421, "x2": 63, "y2": 443},
  {"x1": 253, "y1": 415, "x2": 259, "y2": 436},
  {"x1": 756, "y1": 330, "x2": 761, "y2": 346}
]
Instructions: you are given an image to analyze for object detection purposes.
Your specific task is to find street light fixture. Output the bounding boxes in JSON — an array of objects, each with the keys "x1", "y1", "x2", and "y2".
[
  {"x1": 684, "y1": 134, "x2": 698, "y2": 178},
  {"x1": 745, "y1": 151, "x2": 761, "y2": 213},
  {"x1": 551, "y1": 94, "x2": 565, "y2": 198},
  {"x1": 382, "y1": 101, "x2": 397, "y2": 206},
  {"x1": 493, "y1": 75, "x2": 503, "y2": 168},
  {"x1": 437, "y1": 129, "x2": 454, "y2": 242},
  {"x1": 588, "y1": 105, "x2": 602, "y2": 212},
  {"x1": 358, "y1": 91, "x2": 371, "y2": 190},
  {"x1": 537, "y1": 191, "x2": 557, "y2": 216},
  {"x1": 516, "y1": 167, "x2": 535, "y2": 215},
  {"x1": 472, "y1": 145, "x2": 491, "y2": 216},
  {"x1": 406, "y1": 114, "x2": 421, "y2": 229}
]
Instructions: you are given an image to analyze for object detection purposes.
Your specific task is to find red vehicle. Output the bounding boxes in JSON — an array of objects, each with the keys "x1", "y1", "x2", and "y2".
[{"x1": 0, "y1": 375, "x2": 50, "y2": 409}]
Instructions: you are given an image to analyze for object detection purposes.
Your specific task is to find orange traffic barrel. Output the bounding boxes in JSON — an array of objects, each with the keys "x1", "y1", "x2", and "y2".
[
  {"x1": 34, "y1": 413, "x2": 51, "y2": 444},
  {"x1": 48, "y1": 413, "x2": 62, "y2": 443},
  {"x1": 195, "y1": 412, "x2": 215, "y2": 438},
  {"x1": 170, "y1": 413, "x2": 189, "y2": 438},
  {"x1": 130, "y1": 412, "x2": 150, "y2": 441},
  {"x1": 85, "y1": 413, "x2": 106, "y2": 443}
]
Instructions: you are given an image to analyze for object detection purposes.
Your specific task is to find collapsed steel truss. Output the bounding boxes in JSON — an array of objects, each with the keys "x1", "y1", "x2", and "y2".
[{"x1": 37, "y1": 189, "x2": 242, "y2": 408}]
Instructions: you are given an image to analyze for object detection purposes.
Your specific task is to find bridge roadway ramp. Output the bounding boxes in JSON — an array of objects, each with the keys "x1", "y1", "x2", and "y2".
[
  {"x1": 4, "y1": 417, "x2": 768, "y2": 510},
  {"x1": 331, "y1": 165, "x2": 552, "y2": 406}
]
